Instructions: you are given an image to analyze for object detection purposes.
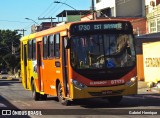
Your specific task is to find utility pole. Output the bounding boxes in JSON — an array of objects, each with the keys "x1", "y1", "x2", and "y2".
[
  {"x1": 91, "y1": 0, "x2": 95, "y2": 20},
  {"x1": 15, "y1": 29, "x2": 26, "y2": 36},
  {"x1": 38, "y1": 17, "x2": 56, "y2": 27}
]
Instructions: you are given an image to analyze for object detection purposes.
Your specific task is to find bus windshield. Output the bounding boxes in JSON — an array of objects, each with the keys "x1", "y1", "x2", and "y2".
[{"x1": 70, "y1": 33, "x2": 136, "y2": 69}]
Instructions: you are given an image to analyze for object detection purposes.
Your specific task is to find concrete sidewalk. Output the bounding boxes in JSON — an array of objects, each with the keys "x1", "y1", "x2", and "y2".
[
  {"x1": 138, "y1": 80, "x2": 160, "y2": 94},
  {"x1": 138, "y1": 80, "x2": 148, "y2": 89}
]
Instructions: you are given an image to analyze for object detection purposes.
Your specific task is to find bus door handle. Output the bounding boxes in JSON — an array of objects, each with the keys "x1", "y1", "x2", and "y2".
[{"x1": 55, "y1": 61, "x2": 60, "y2": 67}]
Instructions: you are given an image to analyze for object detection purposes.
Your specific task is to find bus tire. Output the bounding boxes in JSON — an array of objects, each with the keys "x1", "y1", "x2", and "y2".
[
  {"x1": 57, "y1": 83, "x2": 70, "y2": 106},
  {"x1": 107, "y1": 96, "x2": 123, "y2": 105},
  {"x1": 32, "y1": 82, "x2": 40, "y2": 101}
]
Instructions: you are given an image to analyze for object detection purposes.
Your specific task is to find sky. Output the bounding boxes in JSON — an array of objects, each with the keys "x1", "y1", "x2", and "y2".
[{"x1": 0, "y1": 0, "x2": 91, "y2": 35}]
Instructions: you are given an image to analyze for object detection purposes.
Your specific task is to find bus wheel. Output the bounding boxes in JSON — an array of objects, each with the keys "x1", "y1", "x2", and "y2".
[
  {"x1": 32, "y1": 82, "x2": 40, "y2": 101},
  {"x1": 57, "y1": 83, "x2": 70, "y2": 106},
  {"x1": 107, "y1": 96, "x2": 123, "y2": 105}
]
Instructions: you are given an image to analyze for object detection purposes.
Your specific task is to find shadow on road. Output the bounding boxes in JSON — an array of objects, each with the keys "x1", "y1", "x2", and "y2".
[
  {"x1": 0, "y1": 79, "x2": 21, "y2": 86},
  {"x1": 1, "y1": 79, "x2": 160, "y2": 110},
  {"x1": 40, "y1": 92, "x2": 160, "y2": 109},
  {"x1": 67, "y1": 94, "x2": 160, "y2": 108},
  {"x1": 0, "y1": 95, "x2": 19, "y2": 110},
  {"x1": 0, "y1": 96, "x2": 31, "y2": 118}
]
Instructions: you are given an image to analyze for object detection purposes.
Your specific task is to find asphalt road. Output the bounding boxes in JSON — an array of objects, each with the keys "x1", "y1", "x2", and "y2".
[{"x1": 0, "y1": 75, "x2": 160, "y2": 118}]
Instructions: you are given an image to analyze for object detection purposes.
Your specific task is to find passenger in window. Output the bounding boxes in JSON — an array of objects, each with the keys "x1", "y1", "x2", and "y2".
[{"x1": 78, "y1": 37, "x2": 87, "y2": 64}]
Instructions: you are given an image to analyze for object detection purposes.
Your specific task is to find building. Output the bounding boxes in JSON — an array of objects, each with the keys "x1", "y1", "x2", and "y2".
[
  {"x1": 56, "y1": 10, "x2": 91, "y2": 22},
  {"x1": 131, "y1": 18, "x2": 147, "y2": 35},
  {"x1": 146, "y1": 0, "x2": 160, "y2": 33},
  {"x1": 95, "y1": 0, "x2": 160, "y2": 34},
  {"x1": 95, "y1": 0, "x2": 145, "y2": 17},
  {"x1": 94, "y1": 0, "x2": 147, "y2": 35},
  {"x1": 134, "y1": 0, "x2": 160, "y2": 83},
  {"x1": 40, "y1": 22, "x2": 58, "y2": 30},
  {"x1": 31, "y1": 22, "x2": 59, "y2": 33},
  {"x1": 95, "y1": 0, "x2": 116, "y2": 17}
]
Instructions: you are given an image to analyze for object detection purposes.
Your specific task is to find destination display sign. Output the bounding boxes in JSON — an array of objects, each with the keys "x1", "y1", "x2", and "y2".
[{"x1": 70, "y1": 22, "x2": 132, "y2": 35}]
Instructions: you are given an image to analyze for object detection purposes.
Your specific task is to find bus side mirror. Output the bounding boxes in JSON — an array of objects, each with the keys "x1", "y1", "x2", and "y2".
[{"x1": 64, "y1": 37, "x2": 70, "y2": 49}]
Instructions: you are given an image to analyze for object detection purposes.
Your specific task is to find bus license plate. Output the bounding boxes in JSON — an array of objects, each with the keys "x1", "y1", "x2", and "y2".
[{"x1": 102, "y1": 90, "x2": 112, "y2": 95}]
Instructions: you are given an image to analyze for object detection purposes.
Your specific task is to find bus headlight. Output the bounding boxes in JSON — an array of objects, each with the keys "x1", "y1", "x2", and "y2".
[
  {"x1": 125, "y1": 76, "x2": 137, "y2": 86},
  {"x1": 131, "y1": 76, "x2": 136, "y2": 82},
  {"x1": 72, "y1": 79, "x2": 87, "y2": 89}
]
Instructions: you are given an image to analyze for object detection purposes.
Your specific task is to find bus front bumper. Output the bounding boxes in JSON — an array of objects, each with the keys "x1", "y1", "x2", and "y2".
[{"x1": 70, "y1": 81, "x2": 137, "y2": 99}]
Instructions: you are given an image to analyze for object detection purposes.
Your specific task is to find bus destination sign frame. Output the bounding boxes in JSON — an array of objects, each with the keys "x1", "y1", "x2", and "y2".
[{"x1": 70, "y1": 22, "x2": 132, "y2": 35}]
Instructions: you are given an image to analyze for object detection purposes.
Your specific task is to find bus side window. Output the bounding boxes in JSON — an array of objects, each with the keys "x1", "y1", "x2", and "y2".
[
  {"x1": 43, "y1": 36, "x2": 48, "y2": 59},
  {"x1": 54, "y1": 33, "x2": 60, "y2": 58},
  {"x1": 48, "y1": 35, "x2": 54, "y2": 58},
  {"x1": 32, "y1": 39, "x2": 36, "y2": 60},
  {"x1": 28, "y1": 40, "x2": 32, "y2": 60}
]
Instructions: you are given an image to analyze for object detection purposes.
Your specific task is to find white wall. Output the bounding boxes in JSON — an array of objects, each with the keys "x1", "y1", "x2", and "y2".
[
  {"x1": 143, "y1": 42, "x2": 160, "y2": 83},
  {"x1": 95, "y1": 0, "x2": 145, "y2": 17},
  {"x1": 95, "y1": 0, "x2": 116, "y2": 16},
  {"x1": 95, "y1": 0, "x2": 116, "y2": 10}
]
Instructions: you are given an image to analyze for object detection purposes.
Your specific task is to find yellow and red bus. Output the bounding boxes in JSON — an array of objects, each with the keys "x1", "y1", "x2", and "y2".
[{"x1": 20, "y1": 19, "x2": 137, "y2": 105}]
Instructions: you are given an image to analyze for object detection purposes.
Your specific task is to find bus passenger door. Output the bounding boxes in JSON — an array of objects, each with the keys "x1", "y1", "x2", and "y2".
[
  {"x1": 23, "y1": 44, "x2": 28, "y2": 89},
  {"x1": 62, "y1": 37, "x2": 69, "y2": 97},
  {"x1": 37, "y1": 42, "x2": 44, "y2": 92}
]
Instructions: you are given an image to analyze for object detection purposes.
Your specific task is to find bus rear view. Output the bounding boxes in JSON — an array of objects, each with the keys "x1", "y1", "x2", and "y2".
[{"x1": 67, "y1": 20, "x2": 137, "y2": 104}]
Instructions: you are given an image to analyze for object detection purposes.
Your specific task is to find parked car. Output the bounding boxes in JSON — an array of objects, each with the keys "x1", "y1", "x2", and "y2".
[{"x1": 1, "y1": 70, "x2": 8, "y2": 74}]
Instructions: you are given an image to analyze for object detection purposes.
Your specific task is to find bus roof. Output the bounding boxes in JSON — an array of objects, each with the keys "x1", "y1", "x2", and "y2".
[{"x1": 20, "y1": 33, "x2": 36, "y2": 42}]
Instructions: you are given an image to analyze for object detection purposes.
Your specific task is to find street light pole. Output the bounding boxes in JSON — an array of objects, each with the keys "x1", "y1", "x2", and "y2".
[
  {"x1": 54, "y1": 1, "x2": 77, "y2": 10},
  {"x1": 54, "y1": 1, "x2": 93, "y2": 20},
  {"x1": 25, "y1": 18, "x2": 41, "y2": 33},
  {"x1": 25, "y1": 18, "x2": 39, "y2": 25},
  {"x1": 54, "y1": 1, "x2": 78, "y2": 22}
]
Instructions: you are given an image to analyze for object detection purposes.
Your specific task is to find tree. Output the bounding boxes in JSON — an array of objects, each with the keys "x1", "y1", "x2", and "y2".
[{"x1": 0, "y1": 30, "x2": 21, "y2": 73}]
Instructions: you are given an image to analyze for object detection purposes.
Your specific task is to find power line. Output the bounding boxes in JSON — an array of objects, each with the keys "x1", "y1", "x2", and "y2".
[
  {"x1": 48, "y1": 0, "x2": 68, "y2": 17},
  {"x1": 0, "y1": 19, "x2": 30, "y2": 23},
  {"x1": 43, "y1": 4, "x2": 59, "y2": 17},
  {"x1": 25, "y1": 18, "x2": 40, "y2": 25},
  {"x1": 38, "y1": 2, "x2": 55, "y2": 18},
  {"x1": 39, "y1": 0, "x2": 62, "y2": 18}
]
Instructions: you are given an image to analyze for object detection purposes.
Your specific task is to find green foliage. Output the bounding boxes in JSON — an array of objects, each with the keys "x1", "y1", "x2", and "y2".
[{"x1": 0, "y1": 29, "x2": 21, "y2": 72}]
